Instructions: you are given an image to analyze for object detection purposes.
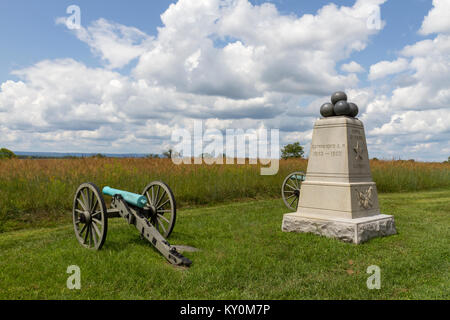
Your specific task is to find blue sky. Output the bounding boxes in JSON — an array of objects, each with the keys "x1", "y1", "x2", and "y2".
[
  {"x1": 0, "y1": 0, "x2": 449, "y2": 161},
  {"x1": 0, "y1": 1, "x2": 176, "y2": 82}
]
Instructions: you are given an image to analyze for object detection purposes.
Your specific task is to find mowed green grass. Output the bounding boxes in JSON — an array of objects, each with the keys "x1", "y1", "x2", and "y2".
[{"x1": 0, "y1": 189, "x2": 448, "y2": 300}]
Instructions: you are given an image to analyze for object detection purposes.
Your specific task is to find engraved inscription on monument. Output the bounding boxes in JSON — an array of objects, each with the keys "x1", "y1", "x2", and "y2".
[{"x1": 311, "y1": 143, "x2": 345, "y2": 158}]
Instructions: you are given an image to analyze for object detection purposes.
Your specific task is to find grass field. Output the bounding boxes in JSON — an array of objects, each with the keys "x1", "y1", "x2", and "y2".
[
  {"x1": 0, "y1": 188, "x2": 448, "y2": 299},
  {"x1": 1, "y1": 158, "x2": 449, "y2": 232}
]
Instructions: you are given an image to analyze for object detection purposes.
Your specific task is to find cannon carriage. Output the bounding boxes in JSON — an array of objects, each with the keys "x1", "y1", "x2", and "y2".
[{"x1": 72, "y1": 181, "x2": 191, "y2": 266}]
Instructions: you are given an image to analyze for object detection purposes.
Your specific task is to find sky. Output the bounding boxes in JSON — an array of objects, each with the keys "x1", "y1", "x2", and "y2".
[{"x1": 0, "y1": 0, "x2": 449, "y2": 161}]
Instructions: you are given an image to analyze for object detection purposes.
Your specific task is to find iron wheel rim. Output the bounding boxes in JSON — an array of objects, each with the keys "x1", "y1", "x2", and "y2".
[
  {"x1": 142, "y1": 181, "x2": 176, "y2": 239},
  {"x1": 72, "y1": 182, "x2": 108, "y2": 250},
  {"x1": 282, "y1": 171, "x2": 305, "y2": 211}
]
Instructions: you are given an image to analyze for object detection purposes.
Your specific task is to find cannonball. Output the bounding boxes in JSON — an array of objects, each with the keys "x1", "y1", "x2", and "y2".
[
  {"x1": 348, "y1": 102, "x2": 359, "y2": 117},
  {"x1": 320, "y1": 102, "x2": 335, "y2": 117},
  {"x1": 334, "y1": 100, "x2": 350, "y2": 116},
  {"x1": 331, "y1": 91, "x2": 347, "y2": 105}
]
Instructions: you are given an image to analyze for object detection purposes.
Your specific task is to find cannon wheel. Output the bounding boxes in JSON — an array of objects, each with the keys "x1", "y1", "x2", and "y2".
[
  {"x1": 282, "y1": 172, "x2": 305, "y2": 211},
  {"x1": 142, "y1": 181, "x2": 176, "y2": 239},
  {"x1": 72, "y1": 182, "x2": 108, "y2": 250}
]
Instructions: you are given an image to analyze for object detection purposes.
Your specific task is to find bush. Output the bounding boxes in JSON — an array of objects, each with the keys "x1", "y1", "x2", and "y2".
[{"x1": 0, "y1": 148, "x2": 16, "y2": 159}]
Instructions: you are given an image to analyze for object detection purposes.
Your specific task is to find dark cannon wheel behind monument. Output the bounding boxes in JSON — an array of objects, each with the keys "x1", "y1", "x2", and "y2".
[
  {"x1": 72, "y1": 182, "x2": 108, "y2": 250},
  {"x1": 142, "y1": 181, "x2": 176, "y2": 239},
  {"x1": 282, "y1": 171, "x2": 305, "y2": 211}
]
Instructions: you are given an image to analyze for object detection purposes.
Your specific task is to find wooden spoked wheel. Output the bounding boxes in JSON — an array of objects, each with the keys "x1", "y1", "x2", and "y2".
[
  {"x1": 282, "y1": 172, "x2": 305, "y2": 211},
  {"x1": 72, "y1": 183, "x2": 108, "y2": 250},
  {"x1": 142, "y1": 181, "x2": 176, "y2": 239}
]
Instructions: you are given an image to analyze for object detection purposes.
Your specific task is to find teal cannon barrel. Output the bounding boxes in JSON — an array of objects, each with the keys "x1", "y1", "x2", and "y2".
[
  {"x1": 291, "y1": 174, "x2": 306, "y2": 181},
  {"x1": 102, "y1": 186, "x2": 148, "y2": 208}
]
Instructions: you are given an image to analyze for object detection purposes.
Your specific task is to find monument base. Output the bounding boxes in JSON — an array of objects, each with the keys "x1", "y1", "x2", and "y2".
[{"x1": 282, "y1": 213, "x2": 396, "y2": 244}]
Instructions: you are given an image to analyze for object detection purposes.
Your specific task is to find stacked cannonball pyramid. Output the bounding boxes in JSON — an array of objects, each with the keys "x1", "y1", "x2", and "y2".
[{"x1": 320, "y1": 91, "x2": 359, "y2": 118}]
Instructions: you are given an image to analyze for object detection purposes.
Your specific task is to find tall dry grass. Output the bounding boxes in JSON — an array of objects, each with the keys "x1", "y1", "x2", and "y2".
[
  {"x1": 371, "y1": 160, "x2": 450, "y2": 192},
  {"x1": 0, "y1": 158, "x2": 449, "y2": 229}
]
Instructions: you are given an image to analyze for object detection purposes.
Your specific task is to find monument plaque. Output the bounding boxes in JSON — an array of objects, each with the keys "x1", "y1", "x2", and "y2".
[{"x1": 282, "y1": 92, "x2": 396, "y2": 244}]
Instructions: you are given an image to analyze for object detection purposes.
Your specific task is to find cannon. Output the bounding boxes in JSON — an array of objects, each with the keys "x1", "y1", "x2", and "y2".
[
  {"x1": 281, "y1": 172, "x2": 306, "y2": 211},
  {"x1": 72, "y1": 181, "x2": 192, "y2": 266}
]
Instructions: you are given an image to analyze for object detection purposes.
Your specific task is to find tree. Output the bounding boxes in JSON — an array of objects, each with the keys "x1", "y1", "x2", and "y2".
[
  {"x1": 146, "y1": 153, "x2": 160, "y2": 159},
  {"x1": 281, "y1": 142, "x2": 304, "y2": 160},
  {"x1": 162, "y1": 149, "x2": 173, "y2": 159},
  {"x1": 162, "y1": 149, "x2": 181, "y2": 159},
  {"x1": 0, "y1": 148, "x2": 16, "y2": 159},
  {"x1": 91, "y1": 153, "x2": 106, "y2": 158}
]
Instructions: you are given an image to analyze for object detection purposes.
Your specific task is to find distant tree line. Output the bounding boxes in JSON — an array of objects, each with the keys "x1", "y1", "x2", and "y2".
[{"x1": 3, "y1": 144, "x2": 447, "y2": 162}]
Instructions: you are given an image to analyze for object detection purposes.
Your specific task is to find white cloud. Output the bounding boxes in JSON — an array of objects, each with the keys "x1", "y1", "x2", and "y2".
[
  {"x1": 57, "y1": 18, "x2": 154, "y2": 69},
  {"x1": 383, "y1": 34, "x2": 450, "y2": 112},
  {"x1": 419, "y1": 0, "x2": 450, "y2": 35},
  {"x1": 411, "y1": 143, "x2": 434, "y2": 153},
  {"x1": 370, "y1": 109, "x2": 450, "y2": 135},
  {"x1": 341, "y1": 61, "x2": 365, "y2": 73},
  {"x1": 368, "y1": 58, "x2": 409, "y2": 80},
  {"x1": 134, "y1": 0, "x2": 386, "y2": 97},
  {"x1": 3, "y1": 59, "x2": 128, "y2": 129}
]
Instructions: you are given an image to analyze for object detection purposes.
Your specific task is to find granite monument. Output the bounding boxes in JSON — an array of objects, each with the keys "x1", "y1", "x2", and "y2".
[{"x1": 282, "y1": 92, "x2": 396, "y2": 244}]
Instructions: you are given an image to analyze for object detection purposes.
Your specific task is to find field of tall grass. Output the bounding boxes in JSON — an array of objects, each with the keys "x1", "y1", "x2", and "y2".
[{"x1": 0, "y1": 158, "x2": 449, "y2": 231}]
